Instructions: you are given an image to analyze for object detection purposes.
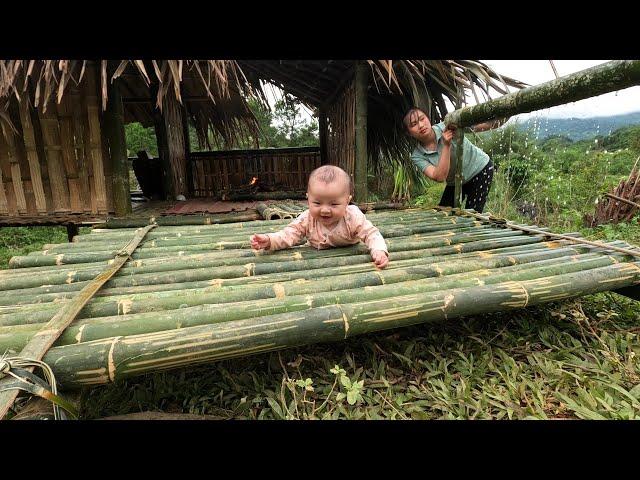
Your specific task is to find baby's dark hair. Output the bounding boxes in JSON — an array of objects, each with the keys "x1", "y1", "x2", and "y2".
[{"x1": 308, "y1": 165, "x2": 353, "y2": 196}]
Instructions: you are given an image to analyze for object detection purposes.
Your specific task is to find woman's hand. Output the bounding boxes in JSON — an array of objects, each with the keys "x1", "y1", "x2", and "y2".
[
  {"x1": 251, "y1": 234, "x2": 271, "y2": 250},
  {"x1": 371, "y1": 250, "x2": 389, "y2": 269},
  {"x1": 442, "y1": 127, "x2": 455, "y2": 146}
]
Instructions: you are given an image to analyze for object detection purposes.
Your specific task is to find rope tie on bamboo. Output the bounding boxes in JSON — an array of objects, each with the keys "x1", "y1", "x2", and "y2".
[{"x1": 0, "y1": 356, "x2": 78, "y2": 420}]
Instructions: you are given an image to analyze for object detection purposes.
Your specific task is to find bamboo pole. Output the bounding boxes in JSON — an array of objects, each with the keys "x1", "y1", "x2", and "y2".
[
  {"x1": 453, "y1": 129, "x2": 464, "y2": 208},
  {"x1": 444, "y1": 60, "x2": 640, "y2": 129},
  {"x1": 0, "y1": 250, "x2": 619, "y2": 329},
  {"x1": 0, "y1": 241, "x2": 582, "y2": 304},
  {"x1": 0, "y1": 229, "x2": 532, "y2": 295},
  {"x1": 0, "y1": 224, "x2": 156, "y2": 419},
  {"x1": 18, "y1": 97, "x2": 47, "y2": 214},
  {"x1": 1, "y1": 116, "x2": 28, "y2": 215},
  {"x1": 353, "y1": 61, "x2": 368, "y2": 203},
  {"x1": 18, "y1": 260, "x2": 640, "y2": 387},
  {"x1": 83, "y1": 63, "x2": 108, "y2": 214}
]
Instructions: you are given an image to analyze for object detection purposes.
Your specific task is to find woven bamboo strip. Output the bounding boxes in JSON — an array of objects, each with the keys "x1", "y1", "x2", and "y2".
[
  {"x1": 38, "y1": 101, "x2": 71, "y2": 213},
  {"x1": 83, "y1": 64, "x2": 108, "y2": 214},
  {"x1": 18, "y1": 99, "x2": 47, "y2": 214},
  {"x1": 69, "y1": 83, "x2": 92, "y2": 214},
  {"x1": 56, "y1": 95, "x2": 83, "y2": 213}
]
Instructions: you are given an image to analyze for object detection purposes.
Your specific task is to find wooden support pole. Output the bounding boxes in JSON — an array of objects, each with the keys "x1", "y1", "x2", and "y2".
[
  {"x1": 318, "y1": 106, "x2": 328, "y2": 166},
  {"x1": 163, "y1": 92, "x2": 188, "y2": 199},
  {"x1": 453, "y1": 129, "x2": 464, "y2": 208},
  {"x1": 353, "y1": 61, "x2": 368, "y2": 203},
  {"x1": 445, "y1": 60, "x2": 640, "y2": 128},
  {"x1": 103, "y1": 79, "x2": 132, "y2": 216}
]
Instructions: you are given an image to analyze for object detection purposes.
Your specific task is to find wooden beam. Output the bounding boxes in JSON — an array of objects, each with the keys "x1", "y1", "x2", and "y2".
[
  {"x1": 103, "y1": 78, "x2": 132, "y2": 216},
  {"x1": 353, "y1": 61, "x2": 368, "y2": 203}
]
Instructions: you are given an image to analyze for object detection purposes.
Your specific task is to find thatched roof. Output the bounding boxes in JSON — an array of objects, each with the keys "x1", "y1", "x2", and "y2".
[
  {"x1": 0, "y1": 59, "x2": 526, "y2": 160},
  {"x1": 0, "y1": 60, "x2": 264, "y2": 149}
]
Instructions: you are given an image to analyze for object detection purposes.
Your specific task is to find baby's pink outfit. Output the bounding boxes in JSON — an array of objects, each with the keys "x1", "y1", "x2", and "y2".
[{"x1": 266, "y1": 205, "x2": 388, "y2": 254}]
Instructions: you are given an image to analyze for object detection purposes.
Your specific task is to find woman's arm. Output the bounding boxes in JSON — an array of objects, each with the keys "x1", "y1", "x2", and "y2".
[{"x1": 423, "y1": 129, "x2": 454, "y2": 182}]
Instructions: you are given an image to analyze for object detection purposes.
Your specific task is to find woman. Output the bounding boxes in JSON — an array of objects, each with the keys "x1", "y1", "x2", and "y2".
[{"x1": 404, "y1": 107, "x2": 504, "y2": 213}]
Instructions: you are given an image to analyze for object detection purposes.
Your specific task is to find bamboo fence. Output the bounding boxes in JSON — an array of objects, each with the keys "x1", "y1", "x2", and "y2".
[{"x1": 1, "y1": 207, "x2": 639, "y2": 389}]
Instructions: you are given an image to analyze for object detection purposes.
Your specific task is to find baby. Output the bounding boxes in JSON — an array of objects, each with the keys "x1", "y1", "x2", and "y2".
[{"x1": 251, "y1": 165, "x2": 389, "y2": 269}]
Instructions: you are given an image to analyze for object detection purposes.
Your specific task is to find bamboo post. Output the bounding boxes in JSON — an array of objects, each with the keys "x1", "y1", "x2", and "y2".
[
  {"x1": 83, "y1": 63, "x2": 108, "y2": 214},
  {"x1": 353, "y1": 61, "x2": 368, "y2": 203},
  {"x1": 69, "y1": 82, "x2": 92, "y2": 214},
  {"x1": 444, "y1": 60, "x2": 640, "y2": 129},
  {"x1": 38, "y1": 101, "x2": 71, "y2": 213},
  {"x1": 318, "y1": 107, "x2": 328, "y2": 166},
  {"x1": 0, "y1": 168, "x2": 8, "y2": 215},
  {"x1": 151, "y1": 84, "x2": 171, "y2": 200},
  {"x1": 18, "y1": 98, "x2": 47, "y2": 215},
  {"x1": 56, "y1": 94, "x2": 83, "y2": 213},
  {"x1": 1, "y1": 119, "x2": 28, "y2": 215},
  {"x1": 163, "y1": 91, "x2": 188, "y2": 199},
  {"x1": 103, "y1": 78, "x2": 132, "y2": 216},
  {"x1": 453, "y1": 129, "x2": 464, "y2": 208}
]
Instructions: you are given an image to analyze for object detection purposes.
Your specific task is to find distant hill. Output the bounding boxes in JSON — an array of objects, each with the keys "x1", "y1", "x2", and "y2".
[{"x1": 516, "y1": 111, "x2": 640, "y2": 141}]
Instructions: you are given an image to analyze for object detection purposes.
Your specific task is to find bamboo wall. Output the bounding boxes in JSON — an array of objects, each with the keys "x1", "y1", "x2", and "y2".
[
  {"x1": 0, "y1": 65, "x2": 113, "y2": 224},
  {"x1": 189, "y1": 147, "x2": 321, "y2": 197},
  {"x1": 325, "y1": 77, "x2": 356, "y2": 179}
]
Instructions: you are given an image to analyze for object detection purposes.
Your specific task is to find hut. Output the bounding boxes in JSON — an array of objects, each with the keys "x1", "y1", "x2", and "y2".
[{"x1": 0, "y1": 60, "x2": 526, "y2": 228}]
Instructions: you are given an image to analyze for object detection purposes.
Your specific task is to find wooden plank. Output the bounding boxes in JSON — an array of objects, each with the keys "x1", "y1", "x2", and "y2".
[
  {"x1": 69, "y1": 83, "x2": 92, "y2": 213},
  {"x1": 83, "y1": 64, "x2": 108, "y2": 214},
  {"x1": 38, "y1": 102, "x2": 71, "y2": 213},
  {"x1": 0, "y1": 128, "x2": 17, "y2": 215},
  {"x1": 56, "y1": 94, "x2": 83, "y2": 213},
  {"x1": 1, "y1": 121, "x2": 28, "y2": 215},
  {"x1": 0, "y1": 167, "x2": 9, "y2": 215}
]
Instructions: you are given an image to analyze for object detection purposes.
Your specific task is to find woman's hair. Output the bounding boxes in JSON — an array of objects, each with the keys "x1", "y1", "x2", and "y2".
[
  {"x1": 308, "y1": 165, "x2": 353, "y2": 196},
  {"x1": 403, "y1": 107, "x2": 427, "y2": 129}
]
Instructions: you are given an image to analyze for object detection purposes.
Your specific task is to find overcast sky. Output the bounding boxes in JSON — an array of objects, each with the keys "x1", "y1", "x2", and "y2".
[{"x1": 473, "y1": 60, "x2": 640, "y2": 119}]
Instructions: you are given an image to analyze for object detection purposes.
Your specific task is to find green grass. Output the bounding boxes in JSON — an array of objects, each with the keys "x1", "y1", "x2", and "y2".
[{"x1": 0, "y1": 227, "x2": 68, "y2": 269}]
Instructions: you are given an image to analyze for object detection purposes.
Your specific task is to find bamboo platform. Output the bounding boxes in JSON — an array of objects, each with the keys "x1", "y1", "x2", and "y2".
[{"x1": 1, "y1": 207, "x2": 640, "y2": 390}]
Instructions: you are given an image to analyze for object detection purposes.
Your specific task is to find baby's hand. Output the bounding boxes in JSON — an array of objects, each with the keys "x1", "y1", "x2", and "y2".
[
  {"x1": 251, "y1": 234, "x2": 271, "y2": 250},
  {"x1": 371, "y1": 250, "x2": 389, "y2": 269}
]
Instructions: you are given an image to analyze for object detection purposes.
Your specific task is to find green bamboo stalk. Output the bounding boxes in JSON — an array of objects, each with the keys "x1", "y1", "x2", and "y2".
[
  {"x1": 1, "y1": 232, "x2": 544, "y2": 291},
  {"x1": 0, "y1": 239, "x2": 596, "y2": 303},
  {"x1": 1, "y1": 252, "x2": 626, "y2": 351},
  {"x1": 445, "y1": 60, "x2": 640, "y2": 129},
  {"x1": 41, "y1": 215, "x2": 464, "y2": 253},
  {"x1": 2, "y1": 247, "x2": 603, "y2": 327},
  {"x1": 24, "y1": 261, "x2": 640, "y2": 387}
]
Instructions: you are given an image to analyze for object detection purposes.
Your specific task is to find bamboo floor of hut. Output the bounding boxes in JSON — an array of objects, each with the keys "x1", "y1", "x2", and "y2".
[{"x1": 1, "y1": 206, "x2": 639, "y2": 389}]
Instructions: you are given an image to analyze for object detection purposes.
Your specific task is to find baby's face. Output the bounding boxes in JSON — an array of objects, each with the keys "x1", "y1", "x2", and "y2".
[{"x1": 307, "y1": 180, "x2": 352, "y2": 227}]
